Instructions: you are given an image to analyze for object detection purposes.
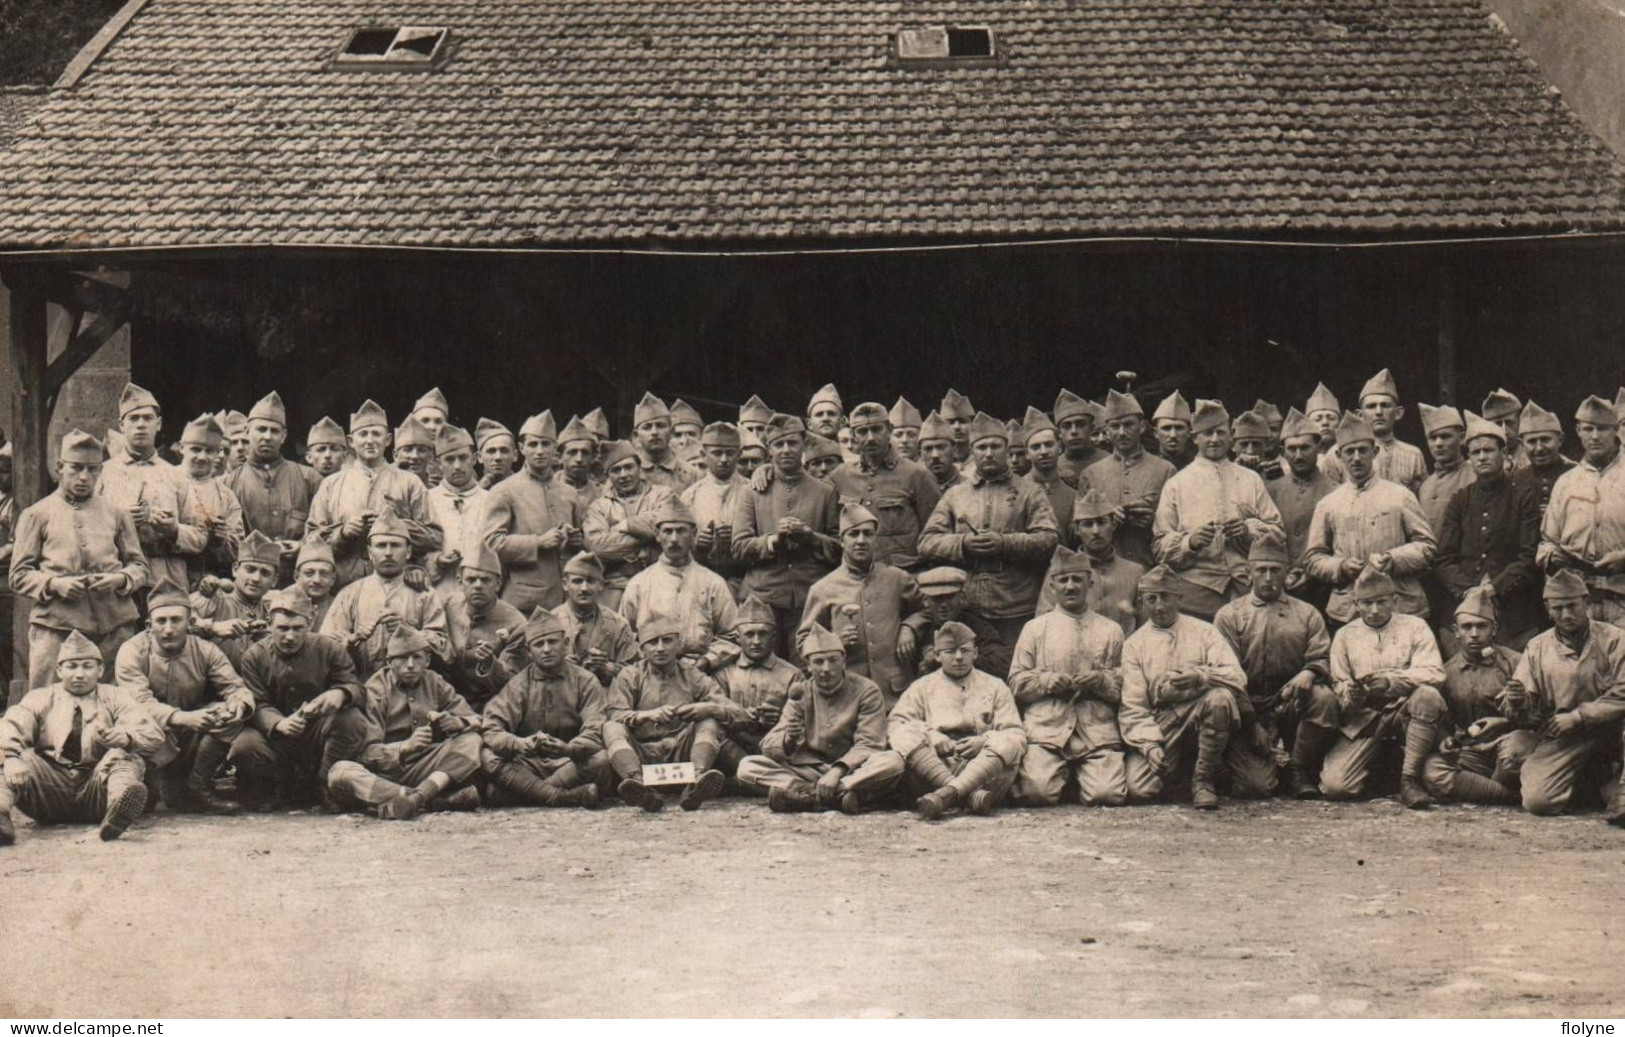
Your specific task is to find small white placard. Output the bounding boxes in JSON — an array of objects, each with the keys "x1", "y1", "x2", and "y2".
[{"x1": 642, "y1": 762, "x2": 695, "y2": 786}]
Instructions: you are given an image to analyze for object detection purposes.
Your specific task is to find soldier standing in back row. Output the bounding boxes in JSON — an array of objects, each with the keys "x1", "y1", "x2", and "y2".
[
  {"x1": 482, "y1": 410, "x2": 586, "y2": 613},
  {"x1": 1537, "y1": 395, "x2": 1625, "y2": 629},
  {"x1": 828, "y1": 402, "x2": 940, "y2": 572},
  {"x1": 1512, "y1": 400, "x2": 1573, "y2": 514},
  {"x1": 1081, "y1": 389, "x2": 1174, "y2": 568},
  {"x1": 99, "y1": 383, "x2": 188, "y2": 594},
  {"x1": 228, "y1": 391, "x2": 324, "y2": 580}
]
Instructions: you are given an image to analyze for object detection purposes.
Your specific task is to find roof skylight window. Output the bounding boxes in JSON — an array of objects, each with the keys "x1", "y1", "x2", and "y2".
[
  {"x1": 330, "y1": 26, "x2": 450, "y2": 70},
  {"x1": 893, "y1": 26, "x2": 999, "y2": 68}
]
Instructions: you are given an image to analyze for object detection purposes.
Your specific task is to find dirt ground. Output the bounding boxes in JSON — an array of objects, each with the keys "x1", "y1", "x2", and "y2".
[{"x1": 0, "y1": 795, "x2": 1620, "y2": 1019}]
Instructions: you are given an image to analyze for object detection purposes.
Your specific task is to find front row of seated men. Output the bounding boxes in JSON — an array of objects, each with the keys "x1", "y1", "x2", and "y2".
[{"x1": 2, "y1": 531, "x2": 1621, "y2": 844}]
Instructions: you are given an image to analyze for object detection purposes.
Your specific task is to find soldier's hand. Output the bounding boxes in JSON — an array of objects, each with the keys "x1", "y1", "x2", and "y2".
[
  {"x1": 129, "y1": 500, "x2": 152, "y2": 526},
  {"x1": 1144, "y1": 745, "x2": 1168, "y2": 774},
  {"x1": 1222, "y1": 518, "x2": 1248, "y2": 542},
  {"x1": 895, "y1": 627, "x2": 918, "y2": 665},
  {"x1": 1500, "y1": 679, "x2": 1528, "y2": 715},
  {"x1": 751, "y1": 465, "x2": 776, "y2": 494},
  {"x1": 712, "y1": 523, "x2": 732, "y2": 546},
  {"x1": 430, "y1": 711, "x2": 464, "y2": 738},
  {"x1": 1339, "y1": 558, "x2": 1365, "y2": 583},
  {"x1": 1167, "y1": 668, "x2": 1202, "y2": 692},
  {"x1": 96, "y1": 725, "x2": 133, "y2": 751},
  {"x1": 1342, "y1": 680, "x2": 1368, "y2": 713},
  {"x1": 305, "y1": 689, "x2": 347, "y2": 717},
  {"x1": 1542, "y1": 711, "x2": 1581, "y2": 739},
  {"x1": 754, "y1": 702, "x2": 782, "y2": 727},
  {"x1": 1364, "y1": 674, "x2": 1392, "y2": 698},
  {"x1": 1595, "y1": 549, "x2": 1625, "y2": 574},
  {"x1": 952, "y1": 734, "x2": 986, "y2": 758},
  {"x1": 3, "y1": 756, "x2": 26, "y2": 784},
  {"x1": 1074, "y1": 670, "x2": 1109, "y2": 700},
  {"x1": 50, "y1": 576, "x2": 88, "y2": 602},
  {"x1": 839, "y1": 625, "x2": 862, "y2": 649},
  {"x1": 649, "y1": 704, "x2": 680, "y2": 726},
  {"x1": 472, "y1": 639, "x2": 497, "y2": 663},
  {"x1": 1368, "y1": 552, "x2": 1394, "y2": 574},
  {"x1": 537, "y1": 525, "x2": 568, "y2": 551},
  {"x1": 376, "y1": 610, "x2": 403, "y2": 635},
  {"x1": 403, "y1": 567, "x2": 428, "y2": 592},
  {"x1": 275, "y1": 714, "x2": 308, "y2": 739},
  {"x1": 1250, "y1": 722, "x2": 1273, "y2": 756},
  {"x1": 405, "y1": 726, "x2": 435, "y2": 753},
  {"x1": 89, "y1": 573, "x2": 129, "y2": 595},
  {"x1": 341, "y1": 515, "x2": 369, "y2": 540},
  {"x1": 1188, "y1": 523, "x2": 1218, "y2": 551},
  {"x1": 816, "y1": 766, "x2": 845, "y2": 795},
  {"x1": 151, "y1": 507, "x2": 178, "y2": 533},
  {"x1": 1282, "y1": 670, "x2": 1316, "y2": 703},
  {"x1": 929, "y1": 730, "x2": 955, "y2": 757},
  {"x1": 966, "y1": 532, "x2": 1002, "y2": 556},
  {"x1": 171, "y1": 709, "x2": 213, "y2": 733}
]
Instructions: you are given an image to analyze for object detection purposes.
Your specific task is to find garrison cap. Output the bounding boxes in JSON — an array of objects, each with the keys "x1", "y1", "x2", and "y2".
[
  {"x1": 651, "y1": 496, "x2": 698, "y2": 528},
  {"x1": 1151, "y1": 391, "x2": 1192, "y2": 426},
  {"x1": 803, "y1": 434, "x2": 842, "y2": 463},
  {"x1": 669, "y1": 400, "x2": 703, "y2": 431},
  {"x1": 367, "y1": 513, "x2": 411, "y2": 543},
  {"x1": 180, "y1": 414, "x2": 224, "y2": 449},
  {"x1": 118, "y1": 382, "x2": 161, "y2": 419},
  {"x1": 739, "y1": 395, "x2": 774, "y2": 426},
  {"x1": 413, "y1": 387, "x2": 450, "y2": 418},
  {"x1": 220, "y1": 410, "x2": 249, "y2": 437},
  {"x1": 919, "y1": 410, "x2": 955, "y2": 444},
  {"x1": 1251, "y1": 400, "x2": 1283, "y2": 426},
  {"x1": 57, "y1": 629, "x2": 102, "y2": 663},
  {"x1": 1543, "y1": 568, "x2": 1588, "y2": 600},
  {"x1": 1335, "y1": 411, "x2": 1377, "y2": 447},
  {"x1": 462, "y1": 543, "x2": 503, "y2": 577},
  {"x1": 386, "y1": 625, "x2": 431, "y2": 658},
  {"x1": 839, "y1": 502, "x2": 880, "y2": 533},
  {"x1": 1518, "y1": 400, "x2": 1561, "y2": 436},
  {"x1": 1053, "y1": 389, "x2": 1093, "y2": 424},
  {"x1": 1022, "y1": 406, "x2": 1057, "y2": 444},
  {"x1": 307, "y1": 416, "x2": 346, "y2": 447},
  {"x1": 916, "y1": 567, "x2": 969, "y2": 596},
  {"x1": 1247, "y1": 530, "x2": 1290, "y2": 564},
  {"x1": 849, "y1": 402, "x2": 890, "y2": 428},
  {"x1": 1358, "y1": 368, "x2": 1400, "y2": 403},
  {"x1": 940, "y1": 389, "x2": 975, "y2": 422},
  {"x1": 735, "y1": 594, "x2": 777, "y2": 631},
  {"x1": 633, "y1": 393, "x2": 670, "y2": 427},
  {"x1": 562, "y1": 551, "x2": 604, "y2": 579},
  {"x1": 349, "y1": 399, "x2": 388, "y2": 432},
  {"x1": 238, "y1": 530, "x2": 283, "y2": 568},
  {"x1": 1306, "y1": 382, "x2": 1341, "y2": 416},
  {"x1": 1138, "y1": 564, "x2": 1185, "y2": 595},
  {"x1": 1048, "y1": 545, "x2": 1093, "y2": 576},
  {"x1": 1073, "y1": 488, "x2": 1117, "y2": 522},
  {"x1": 146, "y1": 578, "x2": 192, "y2": 615},
  {"x1": 1231, "y1": 409, "x2": 1270, "y2": 441},
  {"x1": 888, "y1": 397, "x2": 922, "y2": 430},
  {"x1": 1279, "y1": 407, "x2": 1317, "y2": 444},
  {"x1": 700, "y1": 421, "x2": 741, "y2": 448},
  {"x1": 295, "y1": 539, "x2": 336, "y2": 570},
  {"x1": 738, "y1": 428, "x2": 767, "y2": 454},
  {"x1": 1190, "y1": 399, "x2": 1230, "y2": 435},
  {"x1": 1455, "y1": 579, "x2": 1498, "y2": 623},
  {"x1": 600, "y1": 439, "x2": 638, "y2": 471},
  {"x1": 556, "y1": 416, "x2": 596, "y2": 449},
  {"x1": 1418, "y1": 402, "x2": 1465, "y2": 435},
  {"x1": 248, "y1": 391, "x2": 287, "y2": 427},
  {"x1": 1352, "y1": 566, "x2": 1397, "y2": 600},
  {"x1": 583, "y1": 408, "x2": 611, "y2": 440},
  {"x1": 474, "y1": 418, "x2": 514, "y2": 450},
  {"x1": 1463, "y1": 410, "x2": 1506, "y2": 446},
  {"x1": 1481, "y1": 389, "x2": 1521, "y2": 423},
  {"x1": 808, "y1": 384, "x2": 844, "y2": 414},
  {"x1": 1575, "y1": 395, "x2": 1618, "y2": 427},
  {"x1": 519, "y1": 410, "x2": 558, "y2": 442},
  {"x1": 967, "y1": 411, "x2": 1009, "y2": 446},
  {"x1": 1101, "y1": 389, "x2": 1144, "y2": 423},
  {"x1": 636, "y1": 613, "x2": 683, "y2": 646},
  {"x1": 802, "y1": 623, "x2": 845, "y2": 658},
  {"x1": 265, "y1": 587, "x2": 315, "y2": 620},
  {"x1": 932, "y1": 620, "x2": 978, "y2": 650},
  {"x1": 393, "y1": 418, "x2": 435, "y2": 450},
  {"x1": 525, "y1": 606, "x2": 566, "y2": 642},
  {"x1": 1005, "y1": 419, "x2": 1025, "y2": 443},
  {"x1": 765, "y1": 414, "x2": 807, "y2": 445}
]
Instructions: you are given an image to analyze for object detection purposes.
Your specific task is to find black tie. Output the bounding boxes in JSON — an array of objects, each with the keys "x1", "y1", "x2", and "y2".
[{"x1": 62, "y1": 702, "x2": 84, "y2": 765}]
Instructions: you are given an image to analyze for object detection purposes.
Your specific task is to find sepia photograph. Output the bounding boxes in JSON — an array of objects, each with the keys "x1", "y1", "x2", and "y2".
[{"x1": 0, "y1": 0, "x2": 1622, "y2": 1025}]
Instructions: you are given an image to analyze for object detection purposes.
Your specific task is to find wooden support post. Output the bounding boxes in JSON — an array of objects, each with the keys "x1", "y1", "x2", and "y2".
[
  {"x1": 1437, "y1": 261, "x2": 1458, "y2": 406},
  {"x1": 4, "y1": 266, "x2": 51, "y2": 704}
]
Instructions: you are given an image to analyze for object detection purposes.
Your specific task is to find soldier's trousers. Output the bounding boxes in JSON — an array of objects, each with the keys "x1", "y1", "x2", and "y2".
[
  {"x1": 1421, "y1": 731, "x2": 1539, "y2": 804},
  {"x1": 226, "y1": 707, "x2": 371, "y2": 798},
  {"x1": 0, "y1": 749, "x2": 145, "y2": 824},
  {"x1": 327, "y1": 732, "x2": 483, "y2": 810},
  {"x1": 1320, "y1": 686, "x2": 1445, "y2": 800},
  {"x1": 1155, "y1": 687, "x2": 1277, "y2": 799},
  {"x1": 27, "y1": 622, "x2": 137, "y2": 690},
  {"x1": 602, "y1": 718, "x2": 725, "y2": 780},
  {"x1": 480, "y1": 746, "x2": 616, "y2": 789},
  {"x1": 1519, "y1": 724, "x2": 1623, "y2": 815},
  {"x1": 1014, "y1": 745, "x2": 1162, "y2": 806},
  {"x1": 735, "y1": 751, "x2": 905, "y2": 802},
  {"x1": 900, "y1": 745, "x2": 1018, "y2": 802}
]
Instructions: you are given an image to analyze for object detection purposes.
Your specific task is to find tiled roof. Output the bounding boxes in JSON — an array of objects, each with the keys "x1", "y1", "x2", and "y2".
[
  {"x1": 0, "y1": 89, "x2": 46, "y2": 149},
  {"x1": 1, "y1": 0, "x2": 1624, "y2": 251}
]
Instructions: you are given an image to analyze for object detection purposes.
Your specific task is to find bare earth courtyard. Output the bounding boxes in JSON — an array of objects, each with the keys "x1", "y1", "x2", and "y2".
[{"x1": 0, "y1": 798, "x2": 1619, "y2": 1019}]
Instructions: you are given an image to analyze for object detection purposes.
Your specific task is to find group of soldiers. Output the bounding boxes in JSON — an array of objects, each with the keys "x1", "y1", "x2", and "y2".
[{"x1": 1, "y1": 366, "x2": 1622, "y2": 847}]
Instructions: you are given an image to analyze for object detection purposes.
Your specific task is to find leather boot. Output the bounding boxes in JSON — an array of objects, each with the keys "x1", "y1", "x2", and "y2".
[
  {"x1": 618, "y1": 777, "x2": 666, "y2": 812},
  {"x1": 837, "y1": 790, "x2": 863, "y2": 815},
  {"x1": 768, "y1": 781, "x2": 819, "y2": 813},
  {"x1": 1290, "y1": 724, "x2": 1333, "y2": 799},
  {"x1": 491, "y1": 762, "x2": 564, "y2": 806},
  {"x1": 556, "y1": 784, "x2": 600, "y2": 808},
  {"x1": 1605, "y1": 787, "x2": 1625, "y2": 827},
  {"x1": 99, "y1": 781, "x2": 149, "y2": 841},
  {"x1": 158, "y1": 770, "x2": 193, "y2": 812},
  {"x1": 915, "y1": 787, "x2": 958, "y2": 821},
  {"x1": 1400, "y1": 716, "x2": 1438, "y2": 810},
  {"x1": 1189, "y1": 721, "x2": 1227, "y2": 810},
  {"x1": 187, "y1": 736, "x2": 240, "y2": 814},
  {"x1": 428, "y1": 786, "x2": 481, "y2": 812},
  {"x1": 905, "y1": 743, "x2": 957, "y2": 790},
  {"x1": 377, "y1": 790, "x2": 428, "y2": 820},
  {"x1": 679, "y1": 768, "x2": 725, "y2": 811},
  {"x1": 965, "y1": 789, "x2": 998, "y2": 816},
  {"x1": 0, "y1": 810, "x2": 14, "y2": 847},
  {"x1": 945, "y1": 751, "x2": 1005, "y2": 800},
  {"x1": 1448, "y1": 767, "x2": 1517, "y2": 805}
]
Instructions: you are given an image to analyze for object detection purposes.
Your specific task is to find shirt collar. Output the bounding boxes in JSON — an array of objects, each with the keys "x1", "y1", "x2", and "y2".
[{"x1": 858, "y1": 448, "x2": 899, "y2": 474}]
